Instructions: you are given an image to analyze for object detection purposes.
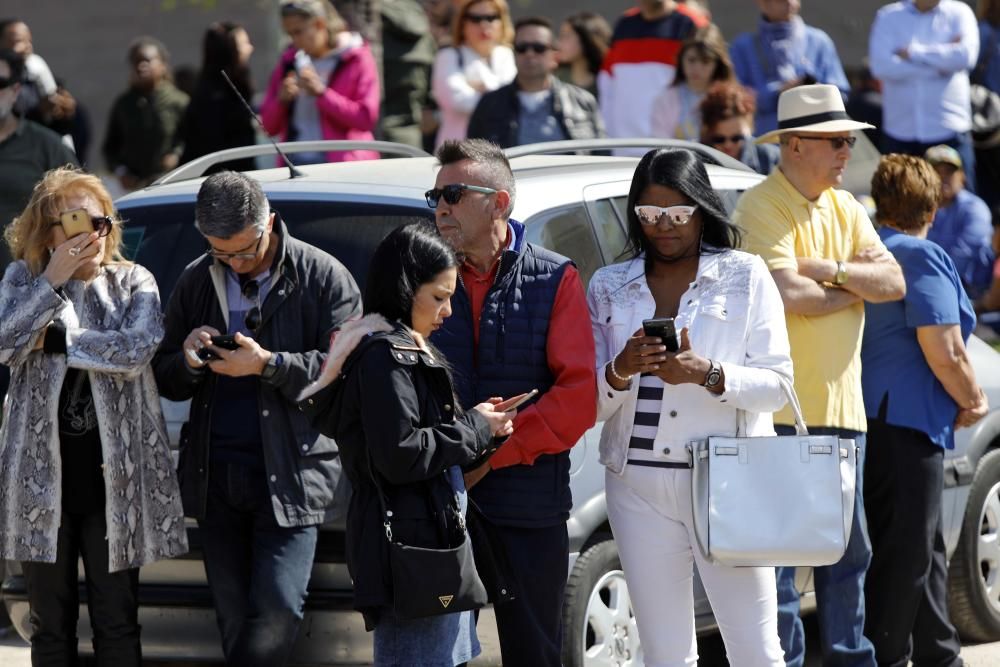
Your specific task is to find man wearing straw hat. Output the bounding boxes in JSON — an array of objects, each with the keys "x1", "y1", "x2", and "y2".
[{"x1": 734, "y1": 83, "x2": 906, "y2": 667}]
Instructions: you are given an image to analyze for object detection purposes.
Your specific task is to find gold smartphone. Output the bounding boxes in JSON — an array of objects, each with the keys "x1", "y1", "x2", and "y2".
[{"x1": 60, "y1": 209, "x2": 93, "y2": 238}]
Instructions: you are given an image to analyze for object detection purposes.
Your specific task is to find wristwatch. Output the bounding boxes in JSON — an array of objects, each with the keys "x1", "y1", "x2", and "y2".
[
  {"x1": 833, "y1": 260, "x2": 849, "y2": 286},
  {"x1": 702, "y1": 358, "x2": 723, "y2": 390},
  {"x1": 261, "y1": 352, "x2": 283, "y2": 381}
]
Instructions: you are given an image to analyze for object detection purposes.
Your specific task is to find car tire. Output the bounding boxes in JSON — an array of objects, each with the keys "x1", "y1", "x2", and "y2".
[
  {"x1": 948, "y1": 448, "x2": 1000, "y2": 642},
  {"x1": 562, "y1": 534, "x2": 644, "y2": 667}
]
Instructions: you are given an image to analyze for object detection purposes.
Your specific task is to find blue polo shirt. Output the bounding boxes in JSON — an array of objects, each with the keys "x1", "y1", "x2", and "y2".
[{"x1": 861, "y1": 227, "x2": 976, "y2": 449}]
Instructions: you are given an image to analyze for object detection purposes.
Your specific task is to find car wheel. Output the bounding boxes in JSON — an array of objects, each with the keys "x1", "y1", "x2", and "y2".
[
  {"x1": 949, "y1": 448, "x2": 1000, "y2": 641},
  {"x1": 562, "y1": 535, "x2": 644, "y2": 667}
]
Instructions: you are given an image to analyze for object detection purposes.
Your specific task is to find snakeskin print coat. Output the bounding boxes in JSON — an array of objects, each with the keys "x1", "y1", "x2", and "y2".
[{"x1": 0, "y1": 260, "x2": 188, "y2": 572}]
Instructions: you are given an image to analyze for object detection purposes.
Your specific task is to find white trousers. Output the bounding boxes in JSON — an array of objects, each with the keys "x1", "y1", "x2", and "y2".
[{"x1": 605, "y1": 465, "x2": 784, "y2": 667}]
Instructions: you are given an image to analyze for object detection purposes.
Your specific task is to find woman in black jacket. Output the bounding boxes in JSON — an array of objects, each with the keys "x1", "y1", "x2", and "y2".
[{"x1": 299, "y1": 222, "x2": 512, "y2": 666}]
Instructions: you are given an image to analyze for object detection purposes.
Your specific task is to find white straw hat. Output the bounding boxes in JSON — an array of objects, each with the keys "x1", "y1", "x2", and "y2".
[{"x1": 756, "y1": 84, "x2": 875, "y2": 144}]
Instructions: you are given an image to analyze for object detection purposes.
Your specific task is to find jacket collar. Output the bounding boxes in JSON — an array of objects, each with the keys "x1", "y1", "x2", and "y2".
[{"x1": 618, "y1": 248, "x2": 727, "y2": 294}]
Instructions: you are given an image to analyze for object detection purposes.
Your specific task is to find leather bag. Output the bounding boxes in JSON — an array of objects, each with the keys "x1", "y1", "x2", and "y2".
[{"x1": 687, "y1": 377, "x2": 858, "y2": 567}]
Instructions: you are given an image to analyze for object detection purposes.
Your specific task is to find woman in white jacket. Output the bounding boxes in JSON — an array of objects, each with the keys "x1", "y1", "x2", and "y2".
[
  {"x1": 431, "y1": 0, "x2": 515, "y2": 148},
  {"x1": 587, "y1": 148, "x2": 790, "y2": 666}
]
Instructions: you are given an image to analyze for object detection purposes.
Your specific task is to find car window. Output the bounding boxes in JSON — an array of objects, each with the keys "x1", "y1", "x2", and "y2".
[
  {"x1": 122, "y1": 200, "x2": 433, "y2": 300},
  {"x1": 589, "y1": 198, "x2": 629, "y2": 266},
  {"x1": 524, "y1": 204, "x2": 603, "y2": 286}
]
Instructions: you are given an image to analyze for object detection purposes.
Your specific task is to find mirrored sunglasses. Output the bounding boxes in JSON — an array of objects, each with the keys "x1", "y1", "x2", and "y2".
[
  {"x1": 634, "y1": 204, "x2": 699, "y2": 227},
  {"x1": 424, "y1": 183, "x2": 498, "y2": 209}
]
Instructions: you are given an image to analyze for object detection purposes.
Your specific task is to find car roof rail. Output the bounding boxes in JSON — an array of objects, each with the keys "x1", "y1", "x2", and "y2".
[
  {"x1": 503, "y1": 138, "x2": 755, "y2": 173},
  {"x1": 154, "y1": 141, "x2": 433, "y2": 186}
]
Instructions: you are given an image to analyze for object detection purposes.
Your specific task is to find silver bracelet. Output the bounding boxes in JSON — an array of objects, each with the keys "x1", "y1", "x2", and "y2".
[{"x1": 608, "y1": 355, "x2": 633, "y2": 384}]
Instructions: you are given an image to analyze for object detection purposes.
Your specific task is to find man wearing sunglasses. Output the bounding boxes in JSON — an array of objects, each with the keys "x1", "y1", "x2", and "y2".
[
  {"x1": 466, "y1": 16, "x2": 603, "y2": 149},
  {"x1": 428, "y1": 139, "x2": 596, "y2": 667},
  {"x1": 734, "y1": 84, "x2": 906, "y2": 667},
  {"x1": 152, "y1": 171, "x2": 361, "y2": 666}
]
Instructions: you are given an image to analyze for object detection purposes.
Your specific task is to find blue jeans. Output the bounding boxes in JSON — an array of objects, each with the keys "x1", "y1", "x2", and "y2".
[
  {"x1": 881, "y1": 132, "x2": 977, "y2": 195},
  {"x1": 774, "y1": 426, "x2": 876, "y2": 667},
  {"x1": 198, "y1": 460, "x2": 319, "y2": 667}
]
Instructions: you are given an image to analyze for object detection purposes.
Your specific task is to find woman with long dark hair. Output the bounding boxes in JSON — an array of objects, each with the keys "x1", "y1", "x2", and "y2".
[
  {"x1": 300, "y1": 222, "x2": 512, "y2": 666},
  {"x1": 555, "y1": 11, "x2": 611, "y2": 98},
  {"x1": 179, "y1": 22, "x2": 257, "y2": 172},
  {"x1": 587, "y1": 148, "x2": 790, "y2": 665}
]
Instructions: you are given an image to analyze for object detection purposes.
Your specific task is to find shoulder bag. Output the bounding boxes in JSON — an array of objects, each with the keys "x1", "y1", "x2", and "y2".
[{"x1": 687, "y1": 376, "x2": 858, "y2": 567}]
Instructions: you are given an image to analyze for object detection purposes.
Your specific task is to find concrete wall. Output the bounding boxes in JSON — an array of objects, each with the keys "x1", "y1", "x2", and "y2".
[{"x1": 10, "y1": 0, "x2": 977, "y2": 170}]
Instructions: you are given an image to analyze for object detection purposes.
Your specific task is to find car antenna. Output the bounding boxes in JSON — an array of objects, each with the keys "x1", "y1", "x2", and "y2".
[{"x1": 221, "y1": 70, "x2": 305, "y2": 179}]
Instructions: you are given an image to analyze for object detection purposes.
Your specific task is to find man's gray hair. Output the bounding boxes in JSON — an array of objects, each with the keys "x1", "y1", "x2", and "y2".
[
  {"x1": 436, "y1": 139, "x2": 517, "y2": 217},
  {"x1": 194, "y1": 171, "x2": 269, "y2": 239}
]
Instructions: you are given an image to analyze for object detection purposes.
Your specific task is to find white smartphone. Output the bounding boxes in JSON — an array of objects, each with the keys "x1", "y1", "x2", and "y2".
[
  {"x1": 293, "y1": 50, "x2": 312, "y2": 73},
  {"x1": 495, "y1": 389, "x2": 539, "y2": 412}
]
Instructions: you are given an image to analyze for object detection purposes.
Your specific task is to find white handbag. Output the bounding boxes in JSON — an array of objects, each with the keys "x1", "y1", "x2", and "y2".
[{"x1": 686, "y1": 377, "x2": 859, "y2": 567}]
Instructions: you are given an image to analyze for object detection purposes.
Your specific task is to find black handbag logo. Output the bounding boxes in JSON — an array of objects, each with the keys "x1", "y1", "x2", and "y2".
[{"x1": 439, "y1": 595, "x2": 454, "y2": 608}]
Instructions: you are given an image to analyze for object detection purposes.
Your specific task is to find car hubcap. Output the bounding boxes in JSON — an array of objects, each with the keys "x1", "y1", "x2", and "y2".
[
  {"x1": 582, "y1": 569, "x2": 643, "y2": 667},
  {"x1": 977, "y1": 481, "x2": 1000, "y2": 614}
]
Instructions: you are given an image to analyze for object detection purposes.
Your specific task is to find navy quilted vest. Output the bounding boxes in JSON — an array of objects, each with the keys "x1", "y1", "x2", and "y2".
[{"x1": 432, "y1": 222, "x2": 572, "y2": 527}]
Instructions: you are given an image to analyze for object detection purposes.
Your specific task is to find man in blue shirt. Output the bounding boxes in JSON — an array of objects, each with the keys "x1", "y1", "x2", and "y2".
[
  {"x1": 729, "y1": 0, "x2": 850, "y2": 134},
  {"x1": 925, "y1": 144, "x2": 995, "y2": 299},
  {"x1": 869, "y1": 0, "x2": 980, "y2": 192}
]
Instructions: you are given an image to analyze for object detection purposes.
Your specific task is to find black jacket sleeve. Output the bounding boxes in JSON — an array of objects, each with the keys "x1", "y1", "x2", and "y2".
[
  {"x1": 357, "y1": 344, "x2": 492, "y2": 486},
  {"x1": 152, "y1": 268, "x2": 208, "y2": 401}
]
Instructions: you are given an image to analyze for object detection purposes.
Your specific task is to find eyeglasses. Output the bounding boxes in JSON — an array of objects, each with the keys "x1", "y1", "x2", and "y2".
[
  {"x1": 634, "y1": 204, "x2": 699, "y2": 227},
  {"x1": 794, "y1": 135, "x2": 857, "y2": 150},
  {"x1": 514, "y1": 42, "x2": 552, "y2": 55},
  {"x1": 464, "y1": 12, "x2": 501, "y2": 23},
  {"x1": 0, "y1": 76, "x2": 16, "y2": 90},
  {"x1": 52, "y1": 213, "x2": 117, "y2": 238},
  {"x1": 708, "y1": 134, "x2": 747, "y2": 146},
  {"x1": 425, "y1": 183, "x2": 498, "y2": 209},
  {"x1": 208, "y1": 232, "x2": 264, "y2": 262},
  {"x1": 241, "y1": 279, "x2": 262, "y2": 333}
]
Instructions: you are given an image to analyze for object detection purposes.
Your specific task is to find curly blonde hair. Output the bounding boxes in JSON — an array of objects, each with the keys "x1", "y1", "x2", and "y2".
[{"x1": 4, "y1": 167, "x2": 130, "y2": 276}]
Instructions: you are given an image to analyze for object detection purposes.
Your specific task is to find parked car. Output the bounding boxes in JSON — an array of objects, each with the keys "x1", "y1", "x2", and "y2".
[{"x1": 4, "y1": 139, "x2": 1000, "y2": 666}]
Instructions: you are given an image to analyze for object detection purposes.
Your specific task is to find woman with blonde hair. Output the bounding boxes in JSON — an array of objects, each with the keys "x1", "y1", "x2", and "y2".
[
  {"x1": 431, "y1": 0, "x2": 516, "y2": 147},
  {"x1": 0, "y1": 167, "x2": 187, "y2": 666}
]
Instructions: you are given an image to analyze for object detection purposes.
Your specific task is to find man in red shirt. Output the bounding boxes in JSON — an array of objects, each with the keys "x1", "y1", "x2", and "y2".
[{"x1": 427, "y1": 138, "x2": 597, "y2": 667}]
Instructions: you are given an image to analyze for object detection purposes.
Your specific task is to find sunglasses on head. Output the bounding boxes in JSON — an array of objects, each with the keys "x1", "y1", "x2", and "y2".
[
  {"x1": 794, "y1": 135, "x2": 857, "y2": 150},
  {"x1": 709, "y1": 133, "x2": 746, "y2": 146},
  {"x1": 425, "y1": 183, "x2": 498, "y2": 209},
  {"x1": 634, "y1": 204, "x2": 699, "y2": 227},
  {"x1": 465, "y1": 12, "x2": 500, "y2": 24},
  {"x1": 514, "y1": 42, "x2": 552, "y2": 55},
  {"x1": 241, "y1": 279, "x2": 262, "y2": 333}
]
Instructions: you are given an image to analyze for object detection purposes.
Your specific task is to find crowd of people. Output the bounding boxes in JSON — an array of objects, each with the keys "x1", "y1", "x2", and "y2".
[{"x1": 0, "y1": 1, "x2": 999, "y2": 667}]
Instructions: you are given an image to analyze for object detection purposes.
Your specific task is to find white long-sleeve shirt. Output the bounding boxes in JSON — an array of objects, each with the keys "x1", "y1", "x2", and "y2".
[
  {"x1": 869, "y1": 0, "x2": 979, "y2": 142},
  {"x1": 431, "y1": 44, "x2": 516, "y2": 148}
]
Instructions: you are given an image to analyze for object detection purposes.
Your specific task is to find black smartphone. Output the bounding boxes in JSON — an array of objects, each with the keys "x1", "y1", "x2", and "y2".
[
  {"x1": 643, "y1": 317, "x2": 679, "y2": 352},
  {"x1": 211, "y1": 334, "x2": 240, "y2": 350},
  {"x1": 196, "y1": 347, "x2": 221, "y2": 361}
]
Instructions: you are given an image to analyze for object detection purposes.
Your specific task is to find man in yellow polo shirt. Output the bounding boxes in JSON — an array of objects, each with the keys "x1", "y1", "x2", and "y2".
[{"x1": 734, "y1": 84, "x2": 906, "y2": 667}]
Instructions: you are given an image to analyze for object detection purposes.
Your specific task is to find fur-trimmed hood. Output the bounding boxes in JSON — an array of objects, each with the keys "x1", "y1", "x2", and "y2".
[{"x1": 298, "y1": 314, "x2": 394, "y2": 401}]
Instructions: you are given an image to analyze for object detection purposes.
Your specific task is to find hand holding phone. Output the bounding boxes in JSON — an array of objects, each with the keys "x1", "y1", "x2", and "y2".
[
  {"x1": 495, "y1": 388, "x2": 539, "y2": 412},
  {"x1": 643, "y1": 317, "x2": 679, "y2": 352}
]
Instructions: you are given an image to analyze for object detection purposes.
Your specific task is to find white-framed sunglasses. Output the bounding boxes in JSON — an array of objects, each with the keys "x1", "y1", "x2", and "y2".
[{"x1": 634, "y1": 204, "x2": 699, "y2": 227}]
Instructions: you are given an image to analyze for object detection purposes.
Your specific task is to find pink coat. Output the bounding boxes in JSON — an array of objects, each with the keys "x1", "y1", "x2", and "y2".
[{"x1": 260, "y1": 42, "x2": 381, "y2": 163}]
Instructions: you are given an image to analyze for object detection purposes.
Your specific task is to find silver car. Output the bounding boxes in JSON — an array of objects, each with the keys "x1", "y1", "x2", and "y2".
[{"x1": 4, "y1": 139, "x2": 1000, "y2": 666}]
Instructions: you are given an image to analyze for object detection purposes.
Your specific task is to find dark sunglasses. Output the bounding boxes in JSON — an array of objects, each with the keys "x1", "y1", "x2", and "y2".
[
  {"x1": 241, "y1": 279, "x2": 262, "y2": 333},
  {"x1": 514, "y1": 42, "x2": 552, "y2": 55},
  {"x1": 208, "y1": 231, "x2": 264, "y2": 262},
  {"x1": 464, "y1": 12, "x2": 501, "y2": 23},
  {"x1": 0, "y1": 76, "x2": 17, "y2": 90},
  {"x1": 53, "y1": 214, "x2": 116, "y2": 238},
  {"x1": 708, "y1": 133, "x2": 746, "y2": 146},
  {"x1": 425, "y1": 183, "x2": 498, "y2": 209},
  {"x1": 794, "y1": 135, "x2": 857, "y2": 150}
]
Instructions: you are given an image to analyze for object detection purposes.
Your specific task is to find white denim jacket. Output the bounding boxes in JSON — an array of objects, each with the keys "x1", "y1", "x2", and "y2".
[{"x1": 588, "y1": 249, "x2": 794, "y2": 475}]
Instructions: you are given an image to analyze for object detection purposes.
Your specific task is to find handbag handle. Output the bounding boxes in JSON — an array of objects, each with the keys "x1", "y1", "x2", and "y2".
[{"x1": 736, "y1": 374, "x2": 809, "y2": 437}]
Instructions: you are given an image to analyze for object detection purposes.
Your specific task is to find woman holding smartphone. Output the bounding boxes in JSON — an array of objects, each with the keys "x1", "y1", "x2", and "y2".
[
  {"x1": 300, "y1": 222, "x2": 512, "y2": 666},
  {"x1": 587, "y1": 148, "x2": 791, "y2": 665},
  {"x1": 0, "y1": 167, "x2": 187, "y2": 666}
]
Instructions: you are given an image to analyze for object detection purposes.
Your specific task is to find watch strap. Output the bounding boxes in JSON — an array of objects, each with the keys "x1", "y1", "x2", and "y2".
[{"x1": 702, "y1": 358, "x2": 722, "y2": 388}]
